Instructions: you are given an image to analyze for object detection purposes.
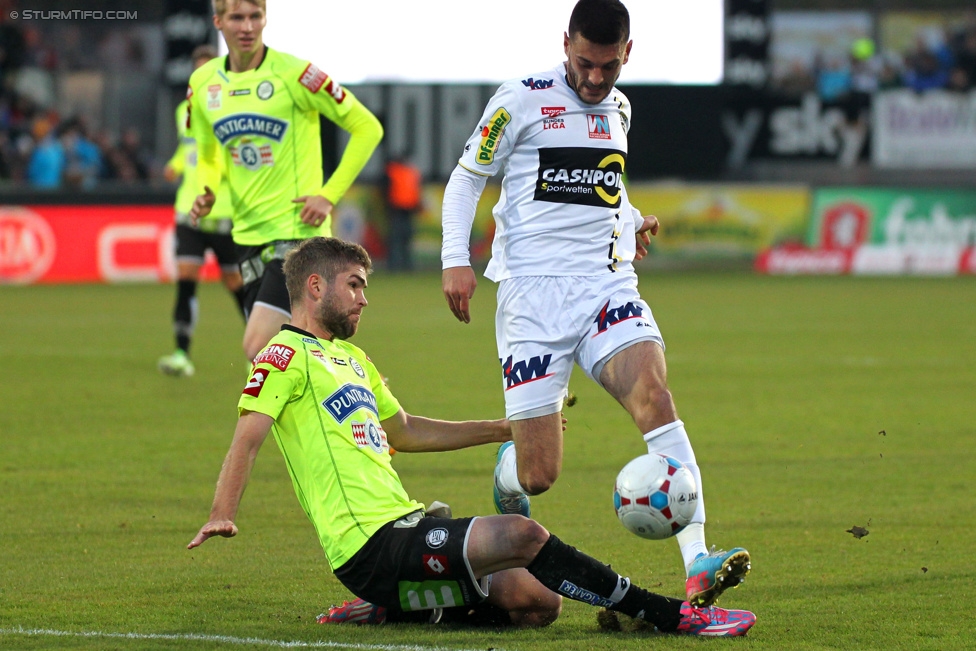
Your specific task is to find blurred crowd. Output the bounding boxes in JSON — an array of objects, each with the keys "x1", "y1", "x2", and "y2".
[
  {"x1": 780, "y1": 17, "x2": 976, "y2": 101},
  {"x1": 0, "y1": 4, "x2": 160, "y2": 188}
]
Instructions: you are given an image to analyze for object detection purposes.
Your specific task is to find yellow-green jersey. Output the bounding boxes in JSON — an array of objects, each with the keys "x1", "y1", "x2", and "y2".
[
  {"x1": 238, "y1": 325, "x2": 423, "y2": 570},
  {"x1": 167, "y1": 99, "x2": 233, "y2": 224},
  {"x1": 187, "y1": 47, "x2": 383, "y2": 246}
]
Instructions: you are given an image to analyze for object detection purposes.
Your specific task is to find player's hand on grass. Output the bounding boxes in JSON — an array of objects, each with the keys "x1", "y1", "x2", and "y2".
[
  {"x1": 442, "y1": 266, "x2": 477, "y2": 324},
  {"x1": 635, "y1": 215, "x2": 659, "y2": 261},
  {"x1": 187, "y1": 520, "x2": 238, "y2": 549},
  {"x1": 189, "y1": 186, "x2": 216, "y2": 225},
  {"x1": 293, "y1": 195, "x2": 334, "y2": 228}
]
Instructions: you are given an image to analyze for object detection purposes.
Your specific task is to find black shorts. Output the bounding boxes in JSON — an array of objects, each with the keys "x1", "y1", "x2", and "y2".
[
  {"x1": 236, "y1": 242, "x2": 299, "y2": 318},
  {"x1": 174, "y1": 224, "x2": 238, "y2": 269},
  {"x1": 333, "y1": 511, "x2": 490, "y2": 614}
]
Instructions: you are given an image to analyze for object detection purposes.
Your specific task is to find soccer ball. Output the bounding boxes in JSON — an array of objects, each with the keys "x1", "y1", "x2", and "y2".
[{"x1": 613, "y1": 454, "x2": 698, "y2": 540}]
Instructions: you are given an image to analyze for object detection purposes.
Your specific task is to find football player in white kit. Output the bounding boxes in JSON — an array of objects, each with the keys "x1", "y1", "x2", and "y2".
[{"x1": 441, "y1": 0, "x2": 751, "y2": 608}]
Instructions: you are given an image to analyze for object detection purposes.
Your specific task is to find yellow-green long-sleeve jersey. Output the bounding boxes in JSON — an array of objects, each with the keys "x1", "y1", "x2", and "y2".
[{"x1": 187, "y1": 46, "x2": 383, "y2": 245}]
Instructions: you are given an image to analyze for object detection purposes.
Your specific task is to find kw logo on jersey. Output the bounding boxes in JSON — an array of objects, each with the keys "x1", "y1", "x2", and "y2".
[
  {"x1": 212, "y1": 113, "x2": 289, "y2": 145},
  {"x1": 522, "y1": 77, "x2": 554, "y2": 90},
  {"x1": 477, "y1": 108, "x2": 510, "y2": 165},
  {"x1": 593, "y1": 300, "x2": 645, "y2": 336},
  {"x1": 323, "y1": 383, "x2": 378, "y2": 423},
  {"x1": 500, "y1": 354, "x2": 554, "y2": 390},
  {"x1": 535, "y1": 147, "x2": 626, "y2": 208}
]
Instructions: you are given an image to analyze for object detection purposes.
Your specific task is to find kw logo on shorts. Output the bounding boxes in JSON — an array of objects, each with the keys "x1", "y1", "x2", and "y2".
[
  {"x1": 535, "y1": 147, "x2": 626, "y2": 208},
  {"x1": 500, "y1": 354, "x2": 554, "y2": 390},
  {"x1": 593, "y1": 300, "x2": 645, "y2": 336}
]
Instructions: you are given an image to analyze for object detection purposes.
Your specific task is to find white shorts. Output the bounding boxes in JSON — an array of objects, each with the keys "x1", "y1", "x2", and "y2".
[{"x1": 495, "y1": 273, "x2": 664, "y2": 420}]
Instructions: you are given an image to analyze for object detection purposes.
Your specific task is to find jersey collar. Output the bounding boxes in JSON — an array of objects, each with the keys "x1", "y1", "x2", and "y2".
[{"x1": 224, "y1": 44, "x2": 269, "y2": 73}]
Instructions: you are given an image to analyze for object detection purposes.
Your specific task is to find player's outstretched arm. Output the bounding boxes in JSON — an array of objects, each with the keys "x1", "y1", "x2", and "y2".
[
  {"x1": 442, "y1": 266, "x2": 477, "y2": 324},
  {"x1": 382, "y1": 408, "x2": 510, "y2": 453},
  {"x1": 187, "y1": 410, "x2": 273, "y2": 549}
]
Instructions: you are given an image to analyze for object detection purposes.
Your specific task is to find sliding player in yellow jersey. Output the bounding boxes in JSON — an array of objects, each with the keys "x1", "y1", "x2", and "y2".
[{"x1": 188, "y1": 0, "x2": 382, "y2": 361}]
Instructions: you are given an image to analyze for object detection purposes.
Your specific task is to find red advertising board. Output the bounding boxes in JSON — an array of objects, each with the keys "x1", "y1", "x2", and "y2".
[{"x1": 0, "y1": 205, "x2": 223, "y2": 284}]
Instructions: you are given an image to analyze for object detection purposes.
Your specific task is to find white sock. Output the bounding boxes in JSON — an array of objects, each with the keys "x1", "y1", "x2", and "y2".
[
  {"x1": 495, "y1": 444, "x2": 527, "y2": 496},
  {"x1": 644, "y1": 420, "x2": 708, "y2": 573}
]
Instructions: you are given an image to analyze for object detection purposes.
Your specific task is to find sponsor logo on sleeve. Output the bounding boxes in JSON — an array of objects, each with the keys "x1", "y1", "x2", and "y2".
[
  {"x1": 242, "y1": 368, "x2": 268, "y2": 397},
  {"x1": 587, "y1": 114, "x2": 612, "y2": 139},
  {"x1": 253, "y1": 344, "x2": 295, "y2": 371},
  {"x1": 422, "y1": 554, "x2": 451, "y2": 576},
  {"x1": 322, "y1": 383, "x2": 378, "y2": 422},
  {"x1": 324, "y1": 78, "x2": 346, "y2": 104},
  {"x1": 212, "y1": 114, "x2": 288, "y2": 145},
  {"x1": 477, "y1": 108, "x2": 510, "y2": 165},
  {"x1": 522, "y1": 77, "x2": 554, "y2": 90},
  {"x1": 207, "y1": 84, "x2": 221, "y2": 110},
  {"x1": 298, "y1": 63, "x2": 329, "y2": 94},
  {"x1": 534, "y1": 147, "x2": 626, "y2": 208}
]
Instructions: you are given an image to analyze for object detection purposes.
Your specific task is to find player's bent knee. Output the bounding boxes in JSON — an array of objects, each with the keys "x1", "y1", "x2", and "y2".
[{"x1": 509, "y1": 517, "x2": 550, "y2": 559}]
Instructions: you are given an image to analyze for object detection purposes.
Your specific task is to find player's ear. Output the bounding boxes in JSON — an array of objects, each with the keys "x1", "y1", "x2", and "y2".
[
  {"x1": 622, "y1": 40, "x2": 632, "y2": 65},
  {"x1": 307, "y1": 273, "x2": 323, "y2": 299},
  {"x1": 564, "y1": 32, "x2": 571, "y2": 56}
]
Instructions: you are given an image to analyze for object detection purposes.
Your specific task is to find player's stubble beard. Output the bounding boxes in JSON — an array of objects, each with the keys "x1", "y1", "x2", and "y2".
[
  {"x1": 316, "y1": 294, "x2": 358, "y2": 340},
  {"x1": 565, "y1": 63, "x2": 614, "y2": 105}
]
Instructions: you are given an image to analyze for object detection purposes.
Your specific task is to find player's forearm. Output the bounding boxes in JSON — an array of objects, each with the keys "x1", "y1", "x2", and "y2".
[
  {"x1": 441, "y1": 165, "x2": 487, "y2": 269},
  {"x1": 320, "y1": 104, "x2": 383, "y2": 204},
  {"x1": 386, "y1": 414, "x2": 510, "y2": 453},
  {"x1": 207, "y1": 414, "x2": 271, "y2": 520}
]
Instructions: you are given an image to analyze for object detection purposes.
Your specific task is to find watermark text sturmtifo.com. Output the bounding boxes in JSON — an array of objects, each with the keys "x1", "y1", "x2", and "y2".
[{"x1": 9, "y1": 10, "x2": 138, "y2": 20}]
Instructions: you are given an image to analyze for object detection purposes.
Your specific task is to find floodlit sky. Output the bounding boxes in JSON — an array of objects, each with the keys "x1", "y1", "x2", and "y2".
[{"x1": 241, "y1": 0, "x2": 724, "y2": 84}]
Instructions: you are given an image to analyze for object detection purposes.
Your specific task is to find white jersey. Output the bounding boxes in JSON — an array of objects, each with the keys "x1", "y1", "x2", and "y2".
[{"x1": 456, "y1": 63, "x2": 642, "y2": 281}]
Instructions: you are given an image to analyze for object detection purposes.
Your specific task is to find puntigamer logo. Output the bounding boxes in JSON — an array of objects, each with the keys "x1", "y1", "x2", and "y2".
[
  {"x1": 212, "y1": 113, "x2": 289, "y2": 145},
  {"x1": 534, "y1": 147, "x2": 626, "y2": 208},
  {"x1": 477, "y1": 108, "x2": 511, "y2": 165}
]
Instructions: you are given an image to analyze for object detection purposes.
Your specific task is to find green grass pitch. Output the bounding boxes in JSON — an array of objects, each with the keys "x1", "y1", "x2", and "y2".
[{"x1": 1, "y1": 272, "x2": 974, "y2": 650}]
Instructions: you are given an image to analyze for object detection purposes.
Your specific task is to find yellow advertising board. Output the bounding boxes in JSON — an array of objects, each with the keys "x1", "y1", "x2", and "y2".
[{"x1": 627, "y1": 183, "x2": 810, "y2": 260}]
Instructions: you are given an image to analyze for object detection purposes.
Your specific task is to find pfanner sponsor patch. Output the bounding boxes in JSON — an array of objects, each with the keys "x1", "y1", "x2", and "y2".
[
  {"x1": 299, "y1": 63, "x2": 328, "y2": 94},
  {"x1": 323, "y1": 383, "x2": 378, "y2": 422},
  {"x1": 477, "y1": 108, "x2": 510, "y2": 165},
  {"x1": 254, "y1": 344, "x2": 295, "y2": 371}
]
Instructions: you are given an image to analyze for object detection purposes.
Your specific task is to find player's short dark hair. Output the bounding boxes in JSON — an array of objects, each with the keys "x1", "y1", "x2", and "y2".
[
  {"x1": 191, "y1": 44, "x2": 218, "y2": 62},
  {"x1": 568, "y1": 0, "x2": 630, "y2": 45},
  {"x1": 283, "y1": 237, "x2": 372, "y2": 305}
]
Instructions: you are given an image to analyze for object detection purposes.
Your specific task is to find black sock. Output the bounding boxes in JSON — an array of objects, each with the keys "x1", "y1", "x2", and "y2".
[
  {"x1": 525, "y1": 534, "x2": 685, "y2": 632},
  {"x1": 174, "y1": 280, "x2": 197, "y2": 354}
]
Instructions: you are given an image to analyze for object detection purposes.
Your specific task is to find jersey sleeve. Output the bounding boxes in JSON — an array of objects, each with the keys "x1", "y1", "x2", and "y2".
[
  {"x1": 457, "y1": 81, "x2": 523, "y2": 177},
  {"x1": 166, "y1": 102, "x2": 188, "y2": 176},
  {"x1": 238, "y1": 344, "x2": 306, "y2": 419},
  {"x1": 289, "y1": 61, "x2": 383, "y2": 204},
  {"x1": 186, "y1": 73, "x2": 222, "y2": 197}
]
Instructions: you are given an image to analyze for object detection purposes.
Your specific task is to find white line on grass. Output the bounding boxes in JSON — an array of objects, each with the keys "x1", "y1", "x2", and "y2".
[{"x1": 0, "y1": 627, "x2": 508, "y2": 651}]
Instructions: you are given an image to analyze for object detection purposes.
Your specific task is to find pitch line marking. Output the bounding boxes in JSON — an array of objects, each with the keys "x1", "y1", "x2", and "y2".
[{"x1": 0, "y1": 627, "x2": 510, "y2": 651}]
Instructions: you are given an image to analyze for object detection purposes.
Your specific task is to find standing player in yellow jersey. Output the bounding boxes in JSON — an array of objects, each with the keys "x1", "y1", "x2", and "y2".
[
  {"x1": 188, "y1": 0, "x2": 383, "y2": 361},
  {"x1": 159, "y1": 44, "x2": 246, "y2": 378},
  {"x1": 187, "y1": 237, "x2": 755, "y2": 636}
]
